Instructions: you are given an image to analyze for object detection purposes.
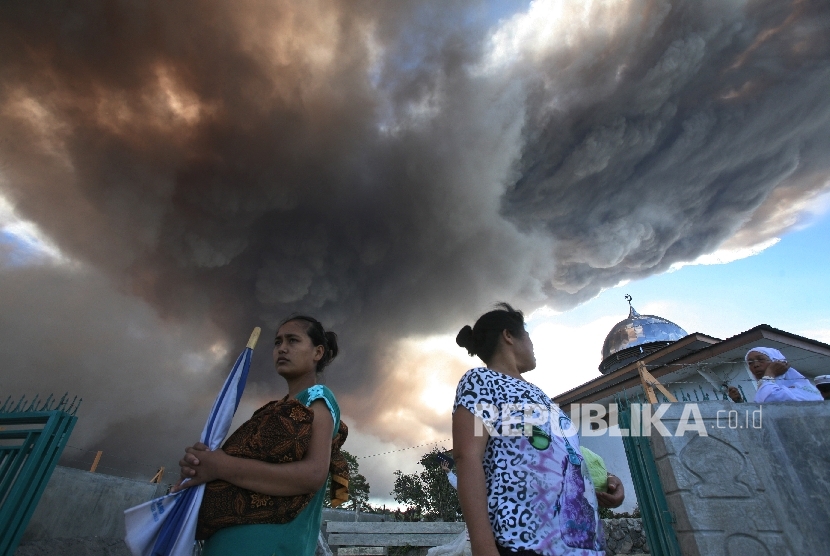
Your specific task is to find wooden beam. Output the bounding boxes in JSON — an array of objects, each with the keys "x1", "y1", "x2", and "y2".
[
  {"x1": 637, "y1": 361, "x2": 677, "y2": 403},
  {"x1": 151, "y1": 466, "x2": 165, "y2": 484},
  {"x1": 89, "y1": 450, "x2": 103, "y2": 473}
]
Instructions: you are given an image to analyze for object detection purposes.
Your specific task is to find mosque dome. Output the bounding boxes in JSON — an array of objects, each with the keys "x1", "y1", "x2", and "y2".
[{"x1": 598, "y1": 297, "x2": 688, "y2": 375}]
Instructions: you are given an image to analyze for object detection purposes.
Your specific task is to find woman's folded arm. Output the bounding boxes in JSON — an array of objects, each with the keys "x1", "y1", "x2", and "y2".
[{"x1": 173, "y1": 399, "x2": 334, "y2": 496}]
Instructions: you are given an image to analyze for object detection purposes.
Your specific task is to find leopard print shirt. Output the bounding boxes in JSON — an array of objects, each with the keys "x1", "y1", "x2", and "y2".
[{"x1": 453, "y1": 368, "x2": 603, "y2": 555}]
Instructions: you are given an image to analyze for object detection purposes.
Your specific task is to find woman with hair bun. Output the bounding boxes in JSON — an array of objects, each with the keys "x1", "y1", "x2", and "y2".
[
  {"x1": 173, "y1": 315, "x2": 349, "y2": 556},
  {"x1": 452, "y1": 303, "x2": 622, "y2": 556}
]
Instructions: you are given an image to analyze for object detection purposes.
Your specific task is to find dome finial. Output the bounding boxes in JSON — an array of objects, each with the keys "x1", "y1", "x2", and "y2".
[
  {"x1": 599, "y1": 295, "x2": 687, "y2": 374},
  {"x1": 625, "y1": 294, "x2": 639, "y2": 318}
]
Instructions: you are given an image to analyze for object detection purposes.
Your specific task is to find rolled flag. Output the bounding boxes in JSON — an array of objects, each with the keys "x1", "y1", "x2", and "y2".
[{"x1": 124, "y1": 327, "x2": 261, "y2": 556}]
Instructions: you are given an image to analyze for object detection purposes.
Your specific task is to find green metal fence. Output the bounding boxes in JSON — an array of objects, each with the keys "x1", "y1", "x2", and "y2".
[
  {"x1": 615, "y1": 395, "x2": 681, "y2": 556},
  {"x1": 0, "y1": 394, "x2": 80, "y2": 556}
]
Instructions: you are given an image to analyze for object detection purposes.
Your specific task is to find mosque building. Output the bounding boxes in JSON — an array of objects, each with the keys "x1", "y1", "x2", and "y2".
[
  {"x1": 552, "y1": 296, "x2": 830, "y2": 518},
  {"x1": 553, "y1": 296, "x2": 830, "y2": 412}
]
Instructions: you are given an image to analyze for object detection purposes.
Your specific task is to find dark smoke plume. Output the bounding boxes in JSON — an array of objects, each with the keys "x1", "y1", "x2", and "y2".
[
  {"x1": 500, "y1": 0, "x2": 830, "y2": 304},
  {"x1": 1, "y1": 0, "x2": 829, "y2": 486}
]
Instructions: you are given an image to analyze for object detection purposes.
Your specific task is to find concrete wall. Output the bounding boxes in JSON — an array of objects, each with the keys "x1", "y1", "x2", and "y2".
[
  {"x1": 22, "y1": 466, "x2": 160, "y2": 541},
  {"x1": 649, "y1": 401, "x2": 830, "y2": 556},
  {"x1": 16, "y1": 468, "x2": 397, "y2": 556},
  {"x1": 323, "y1": 508, "x2": 391, "y2": 522}
]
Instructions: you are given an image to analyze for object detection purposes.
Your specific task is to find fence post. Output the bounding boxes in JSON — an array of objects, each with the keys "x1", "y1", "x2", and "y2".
[{"x1": 89, "y1": 451, "x2": 103, "y2": 473}]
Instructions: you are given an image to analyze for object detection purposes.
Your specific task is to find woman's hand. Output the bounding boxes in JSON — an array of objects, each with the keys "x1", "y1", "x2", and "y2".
[
  {"x1": 170, "y1": 442, "x2": 228, "y2": 493},
  {"x1": 440, "y1": 461, "x2": 450, "y2": 474},
  {"x1": 765, "y1": 361, "x2": 789, "y2": 378},
  {"x1": 596, "y1": 474, "x2": 625, "y2": 509}
]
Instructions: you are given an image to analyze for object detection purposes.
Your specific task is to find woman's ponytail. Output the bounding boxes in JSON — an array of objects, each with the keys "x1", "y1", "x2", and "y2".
[
  {"x1": 324, "y1": 331, "x2": 339, "y2": 364},
  {"x1": 456, "y1": 325, "x2": 475, "y2": 356},
  {"x1": 457, "y1": 303, "x2": 525, "y2": 364}
]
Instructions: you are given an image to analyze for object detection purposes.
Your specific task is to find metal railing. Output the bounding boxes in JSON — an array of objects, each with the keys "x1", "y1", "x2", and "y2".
[
  {"x1": 0, "y1": 394, "x2": 80, "y2": 556},
  {"x1": 615, "y1": 394, "x2": 681, "y2": 556}
]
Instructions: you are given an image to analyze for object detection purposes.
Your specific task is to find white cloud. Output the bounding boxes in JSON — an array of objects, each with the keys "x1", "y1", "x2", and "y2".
[
  {"x1": 800, "y1": 328, "x2": 830, "y2": 344},
  {"x1": 669, "y1": 237, "x2": 781, "y2": 272},
  {"x1": 480, "y1": 0, "x2": 633, "y2": 76},
  {"x1": 525, "y1": 312, "x2": 620, "y2": 397}
]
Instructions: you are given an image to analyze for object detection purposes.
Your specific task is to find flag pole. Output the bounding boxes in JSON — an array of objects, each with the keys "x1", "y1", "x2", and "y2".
[{"x1": 247, "y1": 327, "x2": 261, "y2": 349}]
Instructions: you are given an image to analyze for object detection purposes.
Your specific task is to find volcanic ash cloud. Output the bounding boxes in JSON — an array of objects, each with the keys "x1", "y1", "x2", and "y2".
[{"x1": 1, "y1": 0, "x2": 829, "y2": 461}]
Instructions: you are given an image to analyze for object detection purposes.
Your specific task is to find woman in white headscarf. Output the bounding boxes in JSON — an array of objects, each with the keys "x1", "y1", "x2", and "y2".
[{"x1": 728, "y1": 347, "x2": 822, "y2": 403}]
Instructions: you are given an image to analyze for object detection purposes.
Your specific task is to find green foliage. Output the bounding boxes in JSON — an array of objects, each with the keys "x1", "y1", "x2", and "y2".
[
  {"x1": 324, "y1": 450, "x2": 371, "y2": 511},
  {"x1": 390, "y1": 447, "x2": 461, "y2": 522},
  {"x1": 599, "y1": 504, "x2": 640, "y2": 519}
]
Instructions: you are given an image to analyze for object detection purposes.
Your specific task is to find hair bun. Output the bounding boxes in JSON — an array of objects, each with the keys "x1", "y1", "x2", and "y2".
[
  {"x1": 324, "y1": 331, "x2": 339, "y2": 361},
  {"x1": 456, "y1": 325, "x2": 475, "y2": 356}
]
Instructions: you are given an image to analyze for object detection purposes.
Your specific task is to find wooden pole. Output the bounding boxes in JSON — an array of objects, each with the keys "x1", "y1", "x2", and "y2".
[
  {"x1": 247, "y1": 327, "x2": 262, "y2": 349},
  {"x1": 151, "y1": 466, "x2": 165, "y2": 484},
  {"x1": 638, "y1": 361, "x2": 658, "y2": 404},
  {"x1": 637, "y1": 360, "x2": 677, "y2": 403},
  {"x1": 89, "y1": 451, "x2": 103, "y2": 473}
]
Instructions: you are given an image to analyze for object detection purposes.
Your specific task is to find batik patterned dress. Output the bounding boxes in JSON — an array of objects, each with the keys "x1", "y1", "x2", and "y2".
[{"x1": 202, "y1": 385, "x2": 341, "y2": 556}]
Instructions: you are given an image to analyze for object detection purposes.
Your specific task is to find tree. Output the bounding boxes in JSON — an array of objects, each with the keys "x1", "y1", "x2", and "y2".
[
  {"x1": 391, "y1": 447, "x2": 460, "y2": 522},
  {"x1": 324, "y1": 449, "x2": 371, "y2": 511},
  {"x1": 599, "y1": 503, "x2": 639, "y2": 519}
]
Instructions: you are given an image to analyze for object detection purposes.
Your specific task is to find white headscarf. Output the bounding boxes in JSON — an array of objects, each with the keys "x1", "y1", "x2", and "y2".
[
  {"x1": 744, "y1": 346, "x2": 787, "y2": 367},
  {"x1": 744, "y1": 347, "x2": 789, "y2": 387},
  {"x1": 745, "y1": 346, "x2": 822, "y2": 402}
]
